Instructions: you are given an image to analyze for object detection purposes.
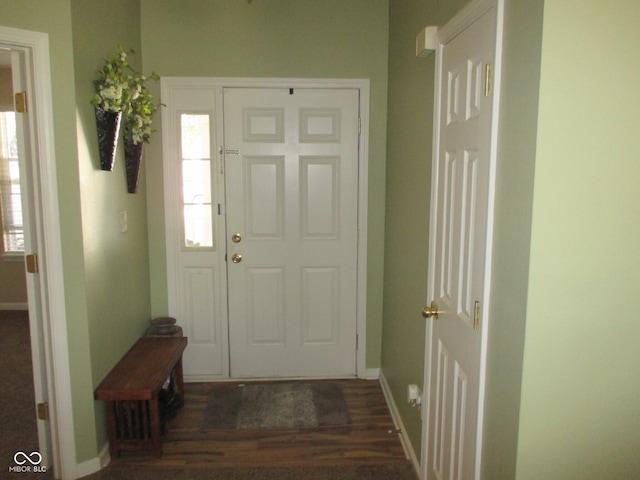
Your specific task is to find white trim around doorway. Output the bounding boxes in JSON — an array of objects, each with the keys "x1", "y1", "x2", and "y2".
[
  {"x1": 0, "y1": 26, "x2": 75, "y2": 479},
  {"x1": 161, "y1": 77, "x2": 370, "y2": 379}
]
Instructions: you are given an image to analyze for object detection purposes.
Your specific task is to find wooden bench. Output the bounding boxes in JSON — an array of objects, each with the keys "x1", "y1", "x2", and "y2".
[{"x1": 94, "y1": 336, "x2": 188, "y2": 459}]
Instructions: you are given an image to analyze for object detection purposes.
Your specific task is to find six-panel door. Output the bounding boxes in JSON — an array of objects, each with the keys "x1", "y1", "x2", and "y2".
[{"x1": 224, "y1": 88, "x2": 360, "y2": 377}]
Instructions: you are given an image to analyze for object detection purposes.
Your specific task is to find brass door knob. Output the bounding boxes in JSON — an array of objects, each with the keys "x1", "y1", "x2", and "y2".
[
  {"x1": 232, "y1": 233, "x2": 242, "y2": 243},
  {"x1": 231, "y1": 253, "x2": 242, "y2": 263},
  {"x1": 422, "y1": 301, "x2": 441, "y2": 320}
]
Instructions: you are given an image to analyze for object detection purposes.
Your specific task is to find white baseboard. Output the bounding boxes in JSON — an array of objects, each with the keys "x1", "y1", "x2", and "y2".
[
  {"x1": 75, "y1": 442, "x2": 109, "y2": 478},
  {"x1": 379, "y1": 370, "x2": 421, "y2": 476},
  {"x1": 363, "y1": 368, "x2": 380, "y2": 380},
  {"x1": 98, "y1": 441, "x2": 111, "y2": 469},
  {"x1": 0, "y1": 302, "x2": 28, "y2": 310},
  {"x1": 74, "y1": 456, "x2": 100, "y2": 479}
]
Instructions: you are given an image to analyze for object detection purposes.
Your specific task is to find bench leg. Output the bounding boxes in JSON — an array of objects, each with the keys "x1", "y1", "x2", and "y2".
[
  {"x1": 149, "y1": 397, "x2": 162, "y2": 458},
  {"x1": 174, "y1": 355, "x2": 185, "y2": 404}
]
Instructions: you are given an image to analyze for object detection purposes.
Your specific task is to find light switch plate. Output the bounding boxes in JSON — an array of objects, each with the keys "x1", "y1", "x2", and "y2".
[{"x1": 119, "y1": 210, "x2": 128, "y2": 233}]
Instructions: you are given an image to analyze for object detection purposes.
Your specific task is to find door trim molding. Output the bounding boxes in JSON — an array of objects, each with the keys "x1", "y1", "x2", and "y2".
[
  {"x1": 161, "y1": 77, "x2": 370, "y2": 379},
  {"x1": 0, "y1": 26, "x2": 74, "y2": 478},
  {"x1": 420, "y1": 0, "x2": 504, "y2": 478}
]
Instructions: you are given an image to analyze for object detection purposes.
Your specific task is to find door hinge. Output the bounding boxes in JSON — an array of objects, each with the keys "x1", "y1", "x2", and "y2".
[
  {"x1": 356, "y1": 334, "x2": 359, "y2": 350},
  {"x1": 15, "y1": 91, "x2": 27, "y2": 113},
  {"x1": 37, "y1": 402, "x2": 49, "y2": 421},
  {"x1": 26, "y1": 254, "x2": 38, "y2": 274},
  {"x1": 484, "y1": 64, "x2": 492, "y2": 97},
  {"x1": 474, "y1": 300, "x2": 480, "y2": 330}
]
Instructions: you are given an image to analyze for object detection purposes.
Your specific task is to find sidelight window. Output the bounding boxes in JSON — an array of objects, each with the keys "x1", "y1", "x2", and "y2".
[{"x1": 180, "y1": 113, "x2": 213, "y2": 249}]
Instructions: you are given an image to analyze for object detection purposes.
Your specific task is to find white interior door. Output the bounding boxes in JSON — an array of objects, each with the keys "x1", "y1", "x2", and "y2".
[
  {"x1": 1, "y1": 27, "x2": 74, "y2": 477},
  {"x1": 423, "y1": 4, "x2": 500, "y2": 480},
  {"x1": 224, "y1": 87, "x2": 359, "y2": 377},
  {"x1": 10, "y1": 48, "x2": 54, "y2": 469}
]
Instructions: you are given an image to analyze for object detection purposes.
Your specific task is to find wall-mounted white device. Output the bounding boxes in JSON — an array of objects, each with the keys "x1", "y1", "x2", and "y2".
[
  {"x1": 407, "y1": 384, "x2": 422, "y2": 407},
  {"x1": 416, "y1": 26, "x2": 438, "y2": 57}
]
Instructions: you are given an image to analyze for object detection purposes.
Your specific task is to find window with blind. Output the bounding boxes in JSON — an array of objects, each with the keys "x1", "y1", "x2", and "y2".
[{"x1": 0, "y1": 111, "x2": 23, "y2": 255}]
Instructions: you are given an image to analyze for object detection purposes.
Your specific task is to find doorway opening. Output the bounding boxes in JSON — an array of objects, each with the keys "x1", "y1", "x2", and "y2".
[
  {"x1": 161, "y1": 78, "x2": 370, "y2": 381},
  {"x1": 0, "y1": 26, "x2": 75, "y2": 478},
  {"x1": 0, "y1": 45, "x2": 50, "y2": 470}
]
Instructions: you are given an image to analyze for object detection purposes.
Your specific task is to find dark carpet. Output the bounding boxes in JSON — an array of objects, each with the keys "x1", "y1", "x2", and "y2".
[
  {"x1": 0, "y1": 310, "x2": 54, "y2": 479},
  {"x1": 202, "y1": 381, "x2": 351, "y2": 430}
]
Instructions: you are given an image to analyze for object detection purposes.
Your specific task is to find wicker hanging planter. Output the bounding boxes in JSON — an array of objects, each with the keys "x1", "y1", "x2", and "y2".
[
  {"x1": 124, "y1": 138, "x2": 144, "y2": 193},
  {"x1": 94, "y1": 107, "x2": 121, "y2": 171}
]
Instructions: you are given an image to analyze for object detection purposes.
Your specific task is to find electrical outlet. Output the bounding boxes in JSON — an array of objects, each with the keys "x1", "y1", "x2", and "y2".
[{"x1": 408, "y1": 384, "x2": 422, "y2": 408}]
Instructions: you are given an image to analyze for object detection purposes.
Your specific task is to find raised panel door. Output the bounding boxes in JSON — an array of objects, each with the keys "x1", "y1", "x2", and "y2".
[
  {"x1": 425, "y1": 6, "x2": 499, "y2": 480},
  {"x1": 224, "y1": 88, "x2": 359, "y2": 377}
]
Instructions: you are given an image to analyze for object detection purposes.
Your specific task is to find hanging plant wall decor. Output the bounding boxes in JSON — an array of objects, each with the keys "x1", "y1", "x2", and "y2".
[
  {"x1": 124, "y1": 138, "x2": 144, "y2": 194},
  {"x1": 90, "y1": 46, "x2": 162, "y2": 184},
  {"x1": 94, "y1": 108, "x2": 121, "y2": 171},
  {"x1": 90, "y1": 46, "x2": 132, "y2": 171},
  {"x1": 121, "y1": 71, "x2": 161, "y2": 194}
]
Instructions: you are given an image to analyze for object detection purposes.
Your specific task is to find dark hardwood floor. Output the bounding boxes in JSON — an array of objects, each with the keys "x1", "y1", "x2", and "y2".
[
  {"x1": 105, "y1": 379, "x2": 409, "y2": 470},
  {"x1": 2, "y1": 311, "x2": 415, "y2": 478}
]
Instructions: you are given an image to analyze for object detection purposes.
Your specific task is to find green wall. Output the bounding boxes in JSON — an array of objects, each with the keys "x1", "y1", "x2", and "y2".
[
  {"x1": 3, "y1": 0, "x2": 637, "y2": 475},
  {"x1": 385, "y1": 2, "x2": 640, "y2": 478},
  {"x1": 1, "y1": 0, "x2": 153, "y2": 464},
  {"x1": 2, "y1": 0, "x2": 389, "y2": 468},
  {"x1": 0, "y1": 0, "x2": 98, "y2": 463},
  {"x1": 515, "y1": 0, "x2": 640, "y2": 478},
  {"x1": 482, "y1": 0, "x2": 543, "y2": 477},
  {"x1": 71, "y1": 0, "x2": 152, "y2": 457},
  {"x1": 140, "y1": 0, "x2": 390, "y2": 368},
  {"x1": 383, "y1": 0, "x2": 472, "y2": 455}
]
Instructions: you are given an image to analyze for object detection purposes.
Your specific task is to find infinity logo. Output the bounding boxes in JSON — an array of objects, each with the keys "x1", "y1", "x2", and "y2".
[{"x1": 13, "y1": 451, "x2": 42, "y2": 465}]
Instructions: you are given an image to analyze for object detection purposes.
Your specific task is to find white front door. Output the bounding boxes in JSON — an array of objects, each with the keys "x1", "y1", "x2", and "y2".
[
  {"x1": 423, "y1": 3, "x2": 501, "y2": 479},
  {"x1": 224, "y1": 87, "x2": 359, "y2": 377}
]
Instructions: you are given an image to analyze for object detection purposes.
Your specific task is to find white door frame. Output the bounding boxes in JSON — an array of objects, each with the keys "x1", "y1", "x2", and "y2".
[
  {"x1": 420, "y1": 0, "x2": 503, "y2": 478},
  {"x1": 0, "y1": 26, "x2": 75, "y2": 479},
  {"x1": 162, "y1": 77, "x2": 370, "y2": 379}
]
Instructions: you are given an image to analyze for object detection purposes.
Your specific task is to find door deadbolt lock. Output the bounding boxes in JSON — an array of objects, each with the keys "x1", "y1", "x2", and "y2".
[
  {"x1": 421, "y1": 301, "x2": 441, "y2": 320},
  {"x1": 232, "y1": 233, "x2": 242, "y2": 243},
  {"x1": 231, "y1": 253, "x2": 242, "y2": 263}
]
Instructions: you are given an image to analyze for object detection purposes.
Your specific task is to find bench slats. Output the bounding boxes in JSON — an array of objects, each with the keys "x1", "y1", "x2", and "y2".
[{"x1": 94, "y1": 336, "x2": 188, "y2": 458}]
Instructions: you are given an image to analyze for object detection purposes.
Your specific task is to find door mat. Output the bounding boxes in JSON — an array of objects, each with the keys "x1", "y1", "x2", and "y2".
[{"x1": 201, "y1": 382, "x2": 351, "y2": 430}]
